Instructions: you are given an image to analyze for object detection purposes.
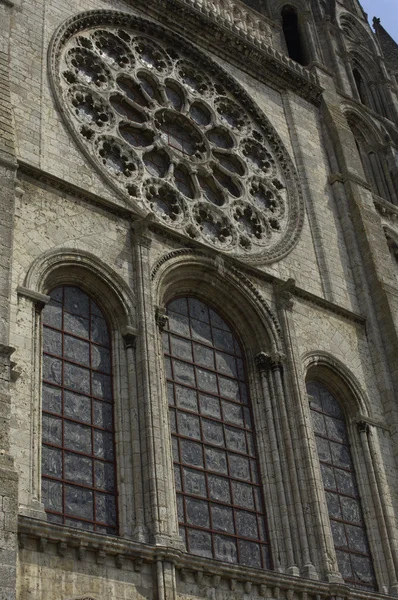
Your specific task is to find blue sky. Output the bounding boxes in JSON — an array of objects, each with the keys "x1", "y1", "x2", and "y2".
[{"x1": 360, "y1": 0, "x2": 398, "y2": 42}]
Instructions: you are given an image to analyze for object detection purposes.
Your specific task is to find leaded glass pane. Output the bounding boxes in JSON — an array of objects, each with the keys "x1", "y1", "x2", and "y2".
[
  {"x1": 307, "y1": 381, "x2": 375, "y2": 589},
  {"x1": 176, "y1": 385, "x2": 198, "y2": 412},
  {"x1": 64, "y1": 391, "x2": 91, "y2": 424},
  {"x1": 43, "y1": 328, "x2": 62, "y2": 355},
  {"x1": 215, "y1": 535, "x2": 237, "y2": 563},
  {"x1": 209, "y1": 475, "x2": 231, "y2": 503},
  {"x1": 165, "y1": 296, "x2": 271, "y2": 568},
  {"x1": 171, "y1": 335, "x2": 193, "y2": 361},
  {"x1": 183, "y1": 468, "x2": 206, "y2": 497},
  {"x1": 65, "y1": 485, "x2": 94, "y2": 520},
  {"x1": 199, "y1": 394, "x2": 220, "y2": 418},
  {"x1": 64, "y1": 362, "x2": 90, "y2": 395},
  {"x1": 42, "y1": 384, "x2": 62, "y2": 415},
  {"x1": 239, "y1": 540, "x2": 261, "y2": 568},
  {"x1": 65, "y1": 453, "x2": 93, "y2": 485},
  {"x1": 43, "y1": 300, "x2": 62, "y2": 329},
  {"x1": 41, "y1": 286, "x2": 117, "y2": 532},
  {"x1": 42, "y1": 479, "x2": 63, "y2": 512},
  {"x1": 42, "y1": 415, "x2": 62, "y2": 445},
  {"x1": 186, "y1": 497, "x2": 209, "y2": 527},
  {"x1": 188, "y1": 529, "x2": 212, "y2": 558},
  {"x1": 64, "y1": 312, "x2": 89, "y2": 339},
  {"x1": 211, "y1": 504, "x2": 234, "y2": 533},
  {"x1": 177, "y1": 412, "x2": 201, "y2": 439},
  {"x1": 64, "y1": 335, "x2": 90, "y2": 366}
]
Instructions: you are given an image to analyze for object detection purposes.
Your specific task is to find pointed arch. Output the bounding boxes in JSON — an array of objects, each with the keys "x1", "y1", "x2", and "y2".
[
  {"x1": 22, "y1": 247, "x2": 136, "y2": 331},
  {"x1": 302, "y1": 350, "x2": 371, "y2": 418},
  {"x1": 151, "y1": 249, "x2": 282, "y2": 357},
  {"x1": 344, "y1": 108, "x2": 396, "y2": 204}
]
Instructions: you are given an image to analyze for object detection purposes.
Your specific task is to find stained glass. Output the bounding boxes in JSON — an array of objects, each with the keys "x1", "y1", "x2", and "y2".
[
  {"x1": 165, "y1": 296, "x2": 271, "y2": 568},
  {"x1": 307, "y1": 381, "x2": 375, "y2": 589},
  {"x1": 41, "y1": 286, "x2": 117, "y2": 532}
]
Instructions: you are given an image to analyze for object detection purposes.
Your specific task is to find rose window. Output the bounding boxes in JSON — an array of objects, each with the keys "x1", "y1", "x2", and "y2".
[{"x1": 51, "y1": 14, "x2": 304, "y2": 262}]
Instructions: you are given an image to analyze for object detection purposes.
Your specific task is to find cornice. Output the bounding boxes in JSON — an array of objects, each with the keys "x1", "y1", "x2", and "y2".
[
  {"x1": 17, "y1": 160, "x2": 135, "y2": 220},
  {"x1": 373, "y1": 195, "x2": 398, "y2": 224},
  {"x1": 127, "y1": 0, "x2": 323, "y2": 104},
  {"x1": 150, "y1": 244, "x2": 366, "y2": 326},
  {"x1": 18, "y1": 163, "x2": 365, "y2": 327},
  {"x1": 18, "y1": 516, "x2": 393, "y2": 600}
]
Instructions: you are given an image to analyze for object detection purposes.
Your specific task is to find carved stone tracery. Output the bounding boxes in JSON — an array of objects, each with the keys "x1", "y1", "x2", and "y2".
[{"x1": 50, "y1": 11, "x2": 304, "y2": 264}]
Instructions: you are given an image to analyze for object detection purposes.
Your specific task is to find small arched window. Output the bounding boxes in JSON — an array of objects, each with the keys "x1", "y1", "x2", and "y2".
[
  {"x1": 282, "y1": 5, "x2": 306, "y2": 66},
  {"x1": 164, "y1": 297, "x2": 271, "y2": 568},
  {"x1": 41, "y1": 286, "x2": 117, "y2": 533},
  {"x1": 307, "y1": 381, "x2": 375, "y2": 589}
]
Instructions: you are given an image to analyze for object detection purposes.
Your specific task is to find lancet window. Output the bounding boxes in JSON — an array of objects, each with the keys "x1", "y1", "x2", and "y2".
[
  {"x1": 282, "y1": 5, "x2": 307, "y2": 66},
  {"x1": 163, "y1": 297, "x2": 271, "y2": 568},
  {"x1": 41, "y1": 286, "x2": 117, "y2": 533},
  {"x1": 307, "y1": 381, "x2": 375, "y2": 589}
]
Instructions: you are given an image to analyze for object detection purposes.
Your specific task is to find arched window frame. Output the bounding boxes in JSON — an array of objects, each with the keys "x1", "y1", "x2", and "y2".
[
  {"x1": 302, "y1": 355, "x2": 397, "y2": 592},
  {"x1": 162, "y1": 294, "x2": 273, "y2": 568},
  {"x1": 41, "y1": 285, "x2": 119, "y2": 533},
  {"x1": 152, "y1": 252, "x2": 319, "y2": 576},
  {"x1": 347, "y1": 113, "x2": 397, "y2": 205},
  {"x1": 306, "y1": 377, "x2": 376, "y2": 589},
  {"x1": 15, "y1": 249, "x2": 138, "y2": 539},
  {"x1": 280, "y1": 4, "x2": 308, "y2": 66}
]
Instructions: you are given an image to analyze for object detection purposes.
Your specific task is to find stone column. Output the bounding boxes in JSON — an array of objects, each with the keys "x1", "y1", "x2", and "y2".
[
  {"x1": 255, "y1": 352, "x2": 298, "y2": 575},
  {"x1": 16, "y1": 287, "x2": 50, "y2": 520},
  {"x1": 357, "y1": 421, "x2": 398, "y2": 594},
  {"x1": 270, "y1": 351, "x2": 317, "y2": 579},
  {"x1": 273, "y1": 280, "x2": 342, "y2": 582},
  {"x1": 344, "y1": 55, "x2": 360, "y2": 102},
  {"x1": 0, "y1": 3, "x2": 24, "y2": 591},
  {"x1": 302, "y1": 11, "x2": 321, "y2": 64},
  {"x1": 132, "y1": 221, "x2": 181, "y2": 547},
  {"x1": 123, "y1": 327, "x2": 147, "y2": 541}
]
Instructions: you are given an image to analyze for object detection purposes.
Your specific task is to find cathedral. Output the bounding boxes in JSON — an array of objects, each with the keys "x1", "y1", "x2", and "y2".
[{"x1": 1, "y1": 0, "x2": 398, "y2": 597}]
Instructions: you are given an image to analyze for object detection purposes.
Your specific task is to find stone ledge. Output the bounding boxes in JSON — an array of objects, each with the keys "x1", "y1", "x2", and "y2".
[{"x1": 18, "y1": 517, "x2": 392, "y2": 599}]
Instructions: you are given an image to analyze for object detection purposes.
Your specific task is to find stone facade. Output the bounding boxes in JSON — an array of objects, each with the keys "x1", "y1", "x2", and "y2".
[{"x1": 1, "y1": 0, "x2": 398, "y2": 598}]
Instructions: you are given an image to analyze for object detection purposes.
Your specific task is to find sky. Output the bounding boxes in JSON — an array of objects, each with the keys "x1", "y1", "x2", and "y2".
[{"x1": 359, "y1": 0, "x2": 398, "y2": 42}]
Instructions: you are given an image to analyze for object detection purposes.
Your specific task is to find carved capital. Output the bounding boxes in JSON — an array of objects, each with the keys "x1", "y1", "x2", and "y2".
[
  {"x1": 255, "y1": 351, "x2": 285, "y2": 372},
  {"x1": 17, "y1": 286, "x2": 51, "y2": 313},
  {"x1": 155, "y1": 306, "x2": 169, "y2": 331},
  {"x1": 357, "y1": 420, "x2": 370, "y2": 435},
  {"x1": 255, "y1": 352, "x2": 272, "y2": 372},
  {"x1": 123, "y1": 326, "x2": 139, "y2": 349},
  {"x1": 115, "y1": 554, "x2": 124, "y2": 569},
  {"x1": 274, "y1": 278, "x2": 295, "y2": 311}
]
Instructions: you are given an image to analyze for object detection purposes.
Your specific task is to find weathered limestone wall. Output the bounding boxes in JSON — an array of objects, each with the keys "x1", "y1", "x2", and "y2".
[{"x1": 4, "y1": 0, "x2": 398, "y2": 597}]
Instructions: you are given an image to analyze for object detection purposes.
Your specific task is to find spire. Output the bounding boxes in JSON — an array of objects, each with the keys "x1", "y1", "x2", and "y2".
[{"x1": 373, "y1": 17, "x2": 398, "y2": 75}]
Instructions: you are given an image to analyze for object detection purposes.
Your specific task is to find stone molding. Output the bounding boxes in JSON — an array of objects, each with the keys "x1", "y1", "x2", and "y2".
[
  {"x1": 22, "y1": 247, "x2": 136, "y2": 329},
  {"x1": 374, "y1": 195, "x2": 398, "y2": 223},
  {"x1": 17, "y1": 286, "x2": 50, "y2": 312},
  {"x1": 151, "y1": 247, "x2": 366, "y2": 326},
  {"x1": 150, "y1": 247, "x2": 282, "y2": 346},
  {"x1": 18, "y1": 161, "x2": 134, "y2": 219},
  {"x1": 18, "y1": 516, "x2": 390, "y2": 600},
  {"x1": 302, "y1": 350, "x2": 372, "y2": 418},
  {"x1": 52, "y1": 4, "x2": 321, "y2": 104}
]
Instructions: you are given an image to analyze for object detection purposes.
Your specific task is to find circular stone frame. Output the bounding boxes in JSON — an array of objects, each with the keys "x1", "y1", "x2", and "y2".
[{"x1": 49, "y1": 10, "x2": 305, "y2": 264}]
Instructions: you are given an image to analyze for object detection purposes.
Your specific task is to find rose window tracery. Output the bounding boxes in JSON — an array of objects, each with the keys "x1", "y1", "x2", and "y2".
[{"x1": 51, "y1": 13, "x2": 304, "y2": 262}]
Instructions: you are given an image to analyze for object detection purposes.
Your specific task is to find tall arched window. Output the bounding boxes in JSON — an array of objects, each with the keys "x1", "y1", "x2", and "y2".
[
  {"x1": 352, "y1": 67, "x2": 368, "y2": 106},
  {"x1": 164, "y1": 297, "x2": 271, "y2": 568},
  {"x1": 41, "y1": 286, "x2": 117, "y2": 533},
  {"x1": 282, "y1": 5, "x2": 306, "y2": 66},
  {"x1": 307, "y1": 381, "x2": 375, "y2": 589}
]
